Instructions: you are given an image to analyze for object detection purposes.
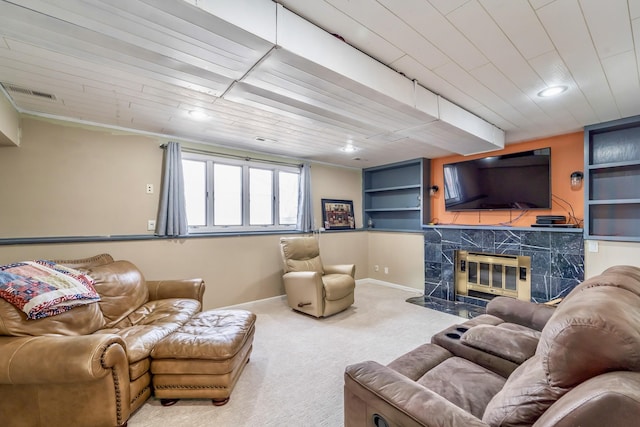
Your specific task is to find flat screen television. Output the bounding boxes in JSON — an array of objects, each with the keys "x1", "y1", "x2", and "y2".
[{"x1": 443, "y1": 147, "x2": 551, "y2": 211}]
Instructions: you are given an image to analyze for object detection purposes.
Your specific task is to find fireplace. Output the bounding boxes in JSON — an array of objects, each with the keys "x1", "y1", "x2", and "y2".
[
  {"x1": 455, "y1": 251, "x2": 531, "y2": 301},
  {"x1": 422, "y1": 226, "x2": 585, "y2": 306}
]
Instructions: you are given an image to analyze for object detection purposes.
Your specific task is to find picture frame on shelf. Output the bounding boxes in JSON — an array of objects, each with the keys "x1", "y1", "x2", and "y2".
[{"x1": 321, "y1": 199, "x2": 355, "y2": 230}]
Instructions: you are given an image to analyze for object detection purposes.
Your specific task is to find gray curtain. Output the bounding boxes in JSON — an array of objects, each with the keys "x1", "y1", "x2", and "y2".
[
  {"x1": 297, "y1": 163, "x2": 314, "y2": 232},
  {"x1": 156, "y1": 142, "x2": 188, "y2": 236}
]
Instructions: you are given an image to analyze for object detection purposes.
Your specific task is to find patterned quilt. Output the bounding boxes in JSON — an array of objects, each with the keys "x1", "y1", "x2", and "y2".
[{"x1": 0, "y1": 260, "x2": 100, "y2": 319}]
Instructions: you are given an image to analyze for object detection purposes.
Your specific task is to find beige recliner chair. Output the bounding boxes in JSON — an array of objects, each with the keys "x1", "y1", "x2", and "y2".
[{"x1": 279, "y1": 236, "x2": 356, "y2": 317}]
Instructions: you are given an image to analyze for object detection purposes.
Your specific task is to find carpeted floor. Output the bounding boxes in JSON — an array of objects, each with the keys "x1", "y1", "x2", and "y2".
[{"x1": 128, "y1": 282, "x2": 465, "y2": 427}]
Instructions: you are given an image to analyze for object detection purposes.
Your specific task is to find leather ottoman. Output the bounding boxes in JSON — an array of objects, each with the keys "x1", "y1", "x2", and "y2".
[{"x1": 150, "y1": 309, "x2": 256, "y2": 406}]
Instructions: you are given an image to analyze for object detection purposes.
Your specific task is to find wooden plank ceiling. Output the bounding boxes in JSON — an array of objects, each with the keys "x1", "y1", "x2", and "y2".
[{"x1": 1, "y1": 0, "x2": 638, "y2": 167}]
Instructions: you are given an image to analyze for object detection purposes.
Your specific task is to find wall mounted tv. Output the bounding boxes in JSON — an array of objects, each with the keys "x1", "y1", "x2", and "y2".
[{"x1": 443, "y1": 147, "x2": 551, "y2": 211}]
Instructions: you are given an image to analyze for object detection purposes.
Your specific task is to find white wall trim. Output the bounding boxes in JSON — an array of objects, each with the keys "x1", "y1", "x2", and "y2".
[
  {"x1": 219, "y1": 294, "x2": 286, "y2": 309},
  {"x1": 356, "y1": 278, "x2": 424, "y2": 295},
  {"x1": 220, "y1": 278, "x2": 423, "y2": 309}
]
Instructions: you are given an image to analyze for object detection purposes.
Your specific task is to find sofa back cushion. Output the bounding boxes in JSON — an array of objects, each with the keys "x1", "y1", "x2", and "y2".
[
  {"x1": 52, "y1": 253, "x2": 115, "y2": 270},
  {"x1": 538, "y1": 284, "x2": 640, "y2": 388},
  {"x1": 84, "y1": 260, "x2": 149, "y2": 328},
  {"x1": 0, "y1": 298, "x2": 105, "y2": 336},
  {"x1": 482, "y1": 355, "x2": 567, "y2": 426}
]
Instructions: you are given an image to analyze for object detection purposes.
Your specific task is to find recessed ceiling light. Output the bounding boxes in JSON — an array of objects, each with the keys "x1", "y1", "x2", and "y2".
[
  {"x1": 188, "y1": 110, "x2": 209, "y2": 120},
  {"x1": 341, "y1": 144, "x2": 358, "y2": 153},
  {"x1": 537, "y1": 86, "x2": 568, "y2": 97}
]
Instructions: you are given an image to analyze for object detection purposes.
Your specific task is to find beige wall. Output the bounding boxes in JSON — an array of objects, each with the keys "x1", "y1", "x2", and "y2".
[
  {"x1": 0, "y1": 229, "x2": 423, "y2": 310},
  {"x1": 0, "y1": 117, "x2": 162, "y2": 237},
  {"x1": 0, "y1": 117, "x2": 365, "y2": 239},
  {"x1": 585, "y1": 240, "x2": 640, "y2": 278},
  {"x1": 0, "y1": 232, "x2": 372, "y2": 310},
  {"x1": 311, "y1": 162, "x2": 363, "y2": 229},
  {"x1": 0, "y1": 116, "x2": 407, "y2": 309},
  {"x1": 0, "y1": 89, "x2": 20, "y2": 146},
  {"x1": 367, "y1": 231, "x2": 424, "y2": 290}
]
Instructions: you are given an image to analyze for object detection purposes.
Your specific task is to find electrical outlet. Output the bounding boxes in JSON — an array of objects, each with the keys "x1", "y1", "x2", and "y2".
[
  {"x1": 384, "y1": 267, "x2": 389, "y2": 274},
  {"x1": 147, "y1": 220, "x2": 156, "y2": 231},
  {"x1": 374, "y1": 265, "x2": 379, "y2": 272},
  {"x1": 146, "y1": 184, "x2": 154, "y2": 194}
]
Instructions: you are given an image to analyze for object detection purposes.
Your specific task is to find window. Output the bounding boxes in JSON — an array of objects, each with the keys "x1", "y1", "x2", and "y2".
[
  {"x1": 182, "y1": 153, "x2": 300, "y2": 232},
  {"x1": 443, "y1": 164, "x2": 462, "y2": 203}
]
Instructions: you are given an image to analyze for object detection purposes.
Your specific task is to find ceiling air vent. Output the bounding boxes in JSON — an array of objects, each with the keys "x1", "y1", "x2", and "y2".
[{"x1": 2, "y1": 83, "x2": 56, "y2": 100}]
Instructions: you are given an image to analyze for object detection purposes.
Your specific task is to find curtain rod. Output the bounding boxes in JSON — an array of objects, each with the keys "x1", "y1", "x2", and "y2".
[{"x1": 160, "y1": 144, "x2": 303, "y2": 168}]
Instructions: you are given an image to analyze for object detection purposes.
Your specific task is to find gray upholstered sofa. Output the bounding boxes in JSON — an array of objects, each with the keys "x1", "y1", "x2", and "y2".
[{"x1": 345, "y1": 265, "x2": 640, "y2": 427}]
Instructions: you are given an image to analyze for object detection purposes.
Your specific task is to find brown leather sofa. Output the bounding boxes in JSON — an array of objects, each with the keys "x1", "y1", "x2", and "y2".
[
  {"x1": 0, "y1": 254, "x2": 254, "y2": 427},
  {"x1": 345, "y1": 265, "x2": 640, "y2": 427}
]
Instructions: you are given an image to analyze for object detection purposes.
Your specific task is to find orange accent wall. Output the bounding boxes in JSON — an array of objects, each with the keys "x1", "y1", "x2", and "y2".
[{"x1": 429, "y1": 132, "x2": 584, "y2": 227}]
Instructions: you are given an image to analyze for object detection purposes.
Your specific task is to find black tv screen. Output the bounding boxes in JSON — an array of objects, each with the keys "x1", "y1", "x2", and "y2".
[{"x1": 443, "y1": 147, "x2": 551, "y2": 211}]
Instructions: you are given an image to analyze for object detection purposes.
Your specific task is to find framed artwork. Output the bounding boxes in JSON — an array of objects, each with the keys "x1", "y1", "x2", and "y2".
[{"x1": 321, "y1": 199, "x2": 355, "y2": 230}]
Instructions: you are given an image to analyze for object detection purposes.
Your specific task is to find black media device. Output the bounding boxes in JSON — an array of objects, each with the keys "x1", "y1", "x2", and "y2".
[
  {"x1": 535, "y1": 215, "x2": 566, "y2": 225},
  {"x1": 443, "y1": 147, "x2": 551, "y2": 212}
]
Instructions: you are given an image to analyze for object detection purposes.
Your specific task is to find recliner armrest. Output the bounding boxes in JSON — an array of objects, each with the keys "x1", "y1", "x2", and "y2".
[
  {"x1": 282, "y1": 271, "x2": 325, "y2": 317},
  {"x1": 460, "y1": 324, "x2": 539, "y2": 364},
  {"x1": 486, "y1": 296, "x2": 556, "y2": 331},
  {"x1": 344, "y1": 361, "x2": 488, "y2": 427},
  {"x1": 282, "y1": 270, "x2": 322, "y2": 279},
  {"x1": 282, "y1": 271, "x2": 324, "y2": 292},
  {"x1": 324, "y1": 264, "x2": 355, "y2": 277},
  {"x1": 146, "y1": 278, "x2": 205, "y2": 304}
]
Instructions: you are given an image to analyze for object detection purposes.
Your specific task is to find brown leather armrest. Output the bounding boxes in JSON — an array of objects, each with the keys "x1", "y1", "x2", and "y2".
[
  {"x1": 146, "y1": 278, "x2": 205, "y2": 303},
  {"x1": 0, "y1": 334, "x2": 127, "y2": 384},
  {"x1": 345, "y1": 361, "x2": 489, "y2": 427}
]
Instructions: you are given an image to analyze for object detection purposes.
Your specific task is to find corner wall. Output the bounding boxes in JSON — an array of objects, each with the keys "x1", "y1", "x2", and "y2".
[
  {"x1": 367, "y1": 231, "x2": 424, "y2": 290},
  {"x1": 0, "y1": 89, "x2": 20, "y2": 146}
]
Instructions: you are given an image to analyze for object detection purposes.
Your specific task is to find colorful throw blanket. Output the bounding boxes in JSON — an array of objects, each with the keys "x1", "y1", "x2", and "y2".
[{"x1": 0, "y1": 260, "x2": 99, "y2": 319}]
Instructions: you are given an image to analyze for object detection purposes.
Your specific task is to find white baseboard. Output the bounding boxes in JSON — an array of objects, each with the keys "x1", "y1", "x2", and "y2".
[
  {"x1": 219, "y1": 279, "x2": 423, "y2": 310},
  {"x1": 356, "y1": 278, "x2": 424, "y2": 295},
  {"x1": 219, "y1": 294, "x2": 285, "y2": 309}
]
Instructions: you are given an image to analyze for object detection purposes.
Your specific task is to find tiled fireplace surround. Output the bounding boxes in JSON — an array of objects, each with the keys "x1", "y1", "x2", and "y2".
[{"x1": 423, "y1": 226, "x2": 585, "y2": 306}]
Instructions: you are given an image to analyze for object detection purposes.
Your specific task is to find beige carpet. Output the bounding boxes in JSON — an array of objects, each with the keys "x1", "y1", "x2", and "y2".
[{"x1": 128, "y1": 282, "x2": 465, "y2": 427}]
